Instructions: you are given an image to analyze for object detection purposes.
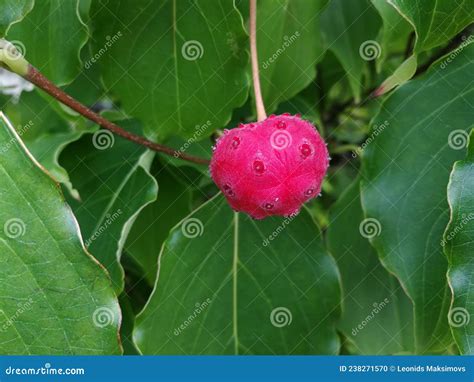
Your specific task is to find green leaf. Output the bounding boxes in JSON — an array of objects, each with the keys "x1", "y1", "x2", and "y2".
[
  {"x1": 275, "y1": 83, "x2": 322, "y2": 129},
  {"x1": 0, "y1": 0, "x2": 33, "y2": 36},
  {"x1": 125, "y1": 160, "x2": 193, "y2": 285},
  {"x1": 327, "y1": 178, "x2": 414, "y2": 354},
  {"x1": 320, "y1": 0, "x2": 381, "y2": 101},
  {"x1": 1, "y1": 89, "x2": 96, "y2": 199},
  {"x1": 255, "y1": 0, "x2": 329, "y2": 113},
  {"x1": 0, "y1": 113, "x2": 121, "y2": 354},
  {"x1": 134, "y1": 194, "x2": 341, "y2": 354},
  {"x1": 61, "y1": 43, "x2": 108, "y2": 107},
  {"x1": 6, "y1": 0, "x2": 89, "y2": 85},
  {"x1": 370, "y1": 0, "x2": 412, "y2": 70},
  {"x1": 60, "y1": 120, "x2": 158, "y2": 293},
  {"x1": 360, "y1": 42, "x2": 474, "y2": 353},
  {"x1": 388, "y1": 0, "x2": 474, "y2": 52},
  {"x1": 161, "y1": 133, "x2": 212, "y2": 175},
  {"x1": 90, "y1": 0, "x2": 249, "y2": 141},
  {"x1": 376, "y1": 0, "x2": 474, "y2": 92},
  {"x1": 444, "y1": 130, "x2": 474, "y2": 355}
]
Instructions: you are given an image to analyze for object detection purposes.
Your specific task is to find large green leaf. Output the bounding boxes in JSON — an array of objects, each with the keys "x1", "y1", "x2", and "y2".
[
  {"x1": 60, "y1": 120, "x2": 158, "y2": 293},
  {"x1": 360, "y1": 42, "x2": 474, "y2": 353},
  {"x1": 444, "y1": 130, "x2": 474, "y2": 355},
  {"x1": 254, "y1": 0, "x2": 328, "y2": 113},
  {"x1": 376, "y1": 0, "x2": 474, "y2": 94},
  {"x1": 90, "y1": 0, "x2": 248, "y2": 141},
  {"x1": 0, "y1": 0, "x2": 33, "y2": 36},
  {"x1": 125, "y1": 160, "x2": 192, "y2": 285},
  {"x1": 1, "y1": 89, "x2": 96, "y2": 199},
  {"x1": 327, "y1": 179, "x2": 414, "y2": 354},
  {"x1": 320, "y1": 0, "x2": 381, "y2": 101},
  {"x1": 0, "y1": 113, "x2": 121, "y2": 354},
  {"x1": 388, "y1": 0, "x2": 474, "y2": 52},
  {"x1": 61, "y1": 42, "x2": 108, "y2": 107},
  {"x1": 6, "y1": 0, "x2": 89, "y2": 85},
  {"x1": 134, "y1": 194, "x2": 341, "y2": 354}
]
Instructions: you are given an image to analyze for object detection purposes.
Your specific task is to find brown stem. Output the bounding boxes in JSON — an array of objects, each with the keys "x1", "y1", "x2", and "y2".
[
  {"x1": 249, "y1": 0, "x2": 267, "y2": 121},
  {"x1": 25, "y1": 65, "x2": 210, "y2": 165}
]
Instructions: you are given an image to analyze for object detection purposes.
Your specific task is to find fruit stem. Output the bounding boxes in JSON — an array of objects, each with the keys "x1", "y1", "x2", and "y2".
[{"x1": 249, "y1": 0, "x2": 267, "y2": 122}]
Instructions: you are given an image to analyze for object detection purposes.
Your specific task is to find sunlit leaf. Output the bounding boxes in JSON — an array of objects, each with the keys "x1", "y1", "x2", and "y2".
[
  {"x1": 134, "y1": 194, "x2": 341, "y2": 354},
  {"x1": 0, "y1": 113, "x2": 121, "y2": 354},
  {"x1": 444, "y1": 130, "x2": 474, "y2": 355},
  {"x1": 361, "y1": 42, "x2": 474, "y2": 353},
  {"x1": 90, "y1": 0, "x2": 249, "y2": 140},
  {"x1": 6, "y1": 0, "x2": 89, "y2": 85}
]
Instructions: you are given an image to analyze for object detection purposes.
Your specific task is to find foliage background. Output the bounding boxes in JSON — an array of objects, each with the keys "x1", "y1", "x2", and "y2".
[{"x1": 0, "y1": 0, "x2": 472, "y2": 355}]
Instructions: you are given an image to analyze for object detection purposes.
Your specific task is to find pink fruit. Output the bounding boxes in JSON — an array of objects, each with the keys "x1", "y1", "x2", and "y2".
[{"x1": 210, "y1": 114, "x2": 329, "y2": 219}]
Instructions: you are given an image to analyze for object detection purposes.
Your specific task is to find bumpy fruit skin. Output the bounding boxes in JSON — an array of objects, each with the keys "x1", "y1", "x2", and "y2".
[{"x1": 210, "y1": 114, "x2": 329, "y2": 219}]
